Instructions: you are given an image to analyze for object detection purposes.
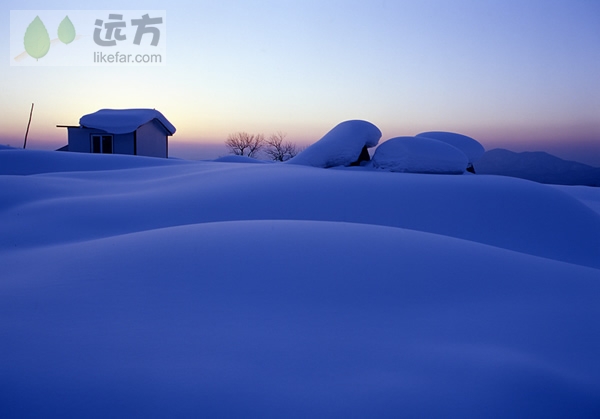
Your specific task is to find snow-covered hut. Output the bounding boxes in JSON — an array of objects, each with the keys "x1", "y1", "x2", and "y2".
[{"x1": 58, "y1": 108, "x2": 176, "y2": 158}]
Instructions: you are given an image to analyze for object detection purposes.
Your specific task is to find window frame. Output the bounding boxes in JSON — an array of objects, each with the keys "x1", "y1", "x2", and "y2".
[{"x1": 91, "y1": 134, "x2": 114, "y2": 154}]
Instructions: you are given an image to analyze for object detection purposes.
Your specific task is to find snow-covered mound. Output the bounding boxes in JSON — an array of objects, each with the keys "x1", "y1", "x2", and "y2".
[
  {"x1": 2, "y1": 148, "x2": 600, "y2": 417},
  {"x1": 2, "y1": 220, "x2": 600, "y2": 418},
  {"x1": 212, "y1": 155, "x2": 268, "y2": 164},
  {"x1": 80, "y1": 108, "x2": 176, "y2": 135},
  {"x1": 417, "y1": 131, "x2": 485, "y2": 165},
  {"x1": 287, "y1": 120, "x2": 381, "y2": 167},
  {"x1": 553, "y1": 185, "x2": 600, "y2": 215},
  {"x1": 0, "y1": 148, "x2": 189, "y2": 175},
  {"x1": 372, "y1": 136, "x2": 468, "y2": 174},
  {"x1": 1, "y1": 150, "x2": 598, "y2": 268},
  {"x1": 476, "y1": 148, "x2": 600, "y2": 186}
]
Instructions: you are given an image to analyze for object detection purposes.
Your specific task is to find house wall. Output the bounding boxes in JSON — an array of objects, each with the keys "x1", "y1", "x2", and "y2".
[
  {"x1": 67, "y1": 127, "x2": 93, "y2": 152},
  {"x1": 68, "y1": 128, "x2": 135, "y2": 155},
  {"x1": 67, "y1": 119, "x2": 169, "y2": 158},
  {"x1": 136, "y1": 120, "x2": 168, "y2": 158},
  {"x1": 113, "y1": 133, "x2": 135, "y2": 155}
]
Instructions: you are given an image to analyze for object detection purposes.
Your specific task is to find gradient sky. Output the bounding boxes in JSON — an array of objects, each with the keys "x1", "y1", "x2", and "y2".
[{"x1": 2, "y1": 0, "x2": 599, "y2": 164}]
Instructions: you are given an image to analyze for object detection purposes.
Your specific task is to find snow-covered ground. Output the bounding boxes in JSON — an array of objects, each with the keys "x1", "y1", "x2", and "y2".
[{"x1": 1, "y1": 147, "x2": 600, "y2": 417}]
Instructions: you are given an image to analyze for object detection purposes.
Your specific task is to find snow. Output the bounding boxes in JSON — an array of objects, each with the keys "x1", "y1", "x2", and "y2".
[
  {"x1": 287, "y1": 120, "x2": 381, "y2": 167},
  {"x1": 212, "y1": 155, "x2": 269, "y2": 164},
  {"x1": 79, "y1": 108, "x2": 176, "y2": 135},
  {"x1": 372, "y1": 136, "x2": 468, "y2": 174},
  {"x1": 553, "y1": 184, "x2": 600, "y2": 215},
  {"x1": 0, "y1": 148, "x2": 189, "y2": 175},
  {"x1": 416, "y1": 131, "x2": 485, "y2": 164},
  {"x1": 1, "y1": 148, "x2": 600, "y2": 417}
]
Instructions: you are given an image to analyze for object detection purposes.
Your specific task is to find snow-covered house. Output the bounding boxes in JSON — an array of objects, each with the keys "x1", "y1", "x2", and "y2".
[{"x1": 58, "y1": 109, "x2": 176, "y2": 158}]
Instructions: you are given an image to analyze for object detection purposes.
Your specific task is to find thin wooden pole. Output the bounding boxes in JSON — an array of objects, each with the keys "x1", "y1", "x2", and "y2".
[{"x1": 23, "y1": 103, "x2": 34, "y2": 149}]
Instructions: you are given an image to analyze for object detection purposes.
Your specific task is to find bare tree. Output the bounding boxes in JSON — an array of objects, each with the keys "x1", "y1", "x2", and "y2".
[
  {"x1": 225, "y1": 132, "x2": 265, "y2": 158},
  {"x1": 264, "y1": 132, "x2": 299, "y2": 162}
]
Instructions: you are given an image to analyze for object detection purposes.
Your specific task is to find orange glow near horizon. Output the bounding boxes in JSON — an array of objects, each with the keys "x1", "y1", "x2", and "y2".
[{"x1": 2, "y1": 2, "x2": 598, "y2": 165}]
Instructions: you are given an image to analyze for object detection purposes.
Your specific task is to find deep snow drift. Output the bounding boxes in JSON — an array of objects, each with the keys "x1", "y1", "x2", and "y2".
[
  {"x1": 416, "y1": 131, "x2": 485, "y2": 165},
  {"x1": 287, "y1": 119, "x2": 381, "y2": 167},
  {"x1": 1, "y1": 148, "x2": 600, "y2": 418},
  {"x1": 372, "y1": 136, "x2": 468, "y2": 174}
]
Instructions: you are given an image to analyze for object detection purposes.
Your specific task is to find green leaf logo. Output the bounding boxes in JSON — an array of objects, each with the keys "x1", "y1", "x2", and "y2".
[
  {"x1": 57, "y1": 15, "x2": 76, "y2": 44},
  {"x1": 23, "y1": 16, "x2": 50, "y2": 60}
]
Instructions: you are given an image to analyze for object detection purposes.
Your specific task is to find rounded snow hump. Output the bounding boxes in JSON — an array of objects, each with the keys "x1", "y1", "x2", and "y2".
[
  {"x1": 287, "y1": 120, "x2": 381, "y2": 168},
  {"x1": 416, "y1": 131, "x2": 485, "y2": 165},
  {"x1": 372, "y1": 136, "x2": 468, "y2": 174}
]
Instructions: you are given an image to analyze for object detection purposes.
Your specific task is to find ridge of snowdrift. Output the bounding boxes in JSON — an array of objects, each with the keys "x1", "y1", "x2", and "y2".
[
  {"x1": 2, "y1": 219, "x2": 599, "y2": 417},
  {"x1": 2, "y1": 148, "x2": 600, "y2": 417},
  {"x1": 0, "y1": 148, "x2": 190, "y2": 175},
  {"x1": 1, "y1": 154, "x2": 598, "y2": 268}
]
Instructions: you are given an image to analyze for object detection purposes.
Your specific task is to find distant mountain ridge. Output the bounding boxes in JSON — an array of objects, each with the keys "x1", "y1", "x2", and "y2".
[{"x1": 475, "y1": 148, "x2": 600, "y2": 187}]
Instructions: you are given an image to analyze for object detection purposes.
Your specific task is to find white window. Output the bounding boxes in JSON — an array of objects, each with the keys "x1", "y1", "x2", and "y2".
[{"x1": 91, "y1": 135, "x2": 113, "y2": 154}]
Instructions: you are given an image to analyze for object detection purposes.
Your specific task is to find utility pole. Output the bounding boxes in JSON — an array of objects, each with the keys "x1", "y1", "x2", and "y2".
[{"x1": 23, "y1": 103, "x2": 34, "y2": 149}]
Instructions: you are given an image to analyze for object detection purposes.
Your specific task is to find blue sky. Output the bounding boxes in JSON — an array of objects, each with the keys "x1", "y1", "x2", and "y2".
[{"x1": 2, "y1": 0, "x2": 599, "y2": 164}]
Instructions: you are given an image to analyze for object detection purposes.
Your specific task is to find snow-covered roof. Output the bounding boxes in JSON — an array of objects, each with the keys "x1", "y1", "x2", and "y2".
[{"x1": 79, "y1": 109, "x2": 176, "y2": 135}]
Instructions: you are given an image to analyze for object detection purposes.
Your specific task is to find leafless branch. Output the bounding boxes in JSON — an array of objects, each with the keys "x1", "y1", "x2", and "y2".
[
  {"x1": 264, "y1": 132, "x2": 299, "y2": 162},
  {"x1": 225, "y1": 132, "x2": 265, "y2": 158}
]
